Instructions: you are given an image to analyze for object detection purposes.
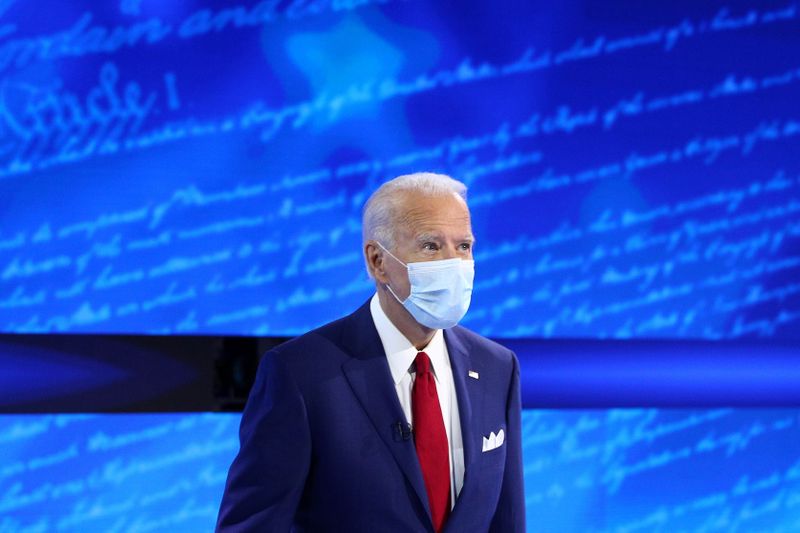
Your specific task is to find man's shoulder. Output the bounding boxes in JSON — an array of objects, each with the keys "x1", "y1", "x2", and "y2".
[
  {"x1": 251, "y1": 313, "x2": 354, "y2": 400},
  {"x1": 266, "y1": 299, "x2": 374, "y2": 367},
  {"x1": 271, "y1": 313, "x2": 352, "y2": 362},
  {"x1": 448, "y1": 324, "x2": 516, "y2": 363}
]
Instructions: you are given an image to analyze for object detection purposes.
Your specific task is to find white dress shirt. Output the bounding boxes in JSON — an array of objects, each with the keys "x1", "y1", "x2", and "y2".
[{"x1": 369, "y1": 294, "x2": 465, "y2": 508}]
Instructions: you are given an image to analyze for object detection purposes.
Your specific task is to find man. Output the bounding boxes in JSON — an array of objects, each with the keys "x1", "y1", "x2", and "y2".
[{"x1": 217, "y1": 172, "x2": 525, "y2": 532}]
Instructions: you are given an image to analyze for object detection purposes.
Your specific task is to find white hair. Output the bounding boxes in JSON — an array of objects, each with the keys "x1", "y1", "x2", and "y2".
[{"x1": 362, "y1": 172, "x2": 468, "y2": 275}]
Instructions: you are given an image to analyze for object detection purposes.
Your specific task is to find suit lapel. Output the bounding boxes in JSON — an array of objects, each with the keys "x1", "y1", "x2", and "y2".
[
  {"x1": 443, "y1": 327, "x2": 485, "y2": 529},
  {"x1": 340, "y1": 301, "x2": 432, "y2": 523}
]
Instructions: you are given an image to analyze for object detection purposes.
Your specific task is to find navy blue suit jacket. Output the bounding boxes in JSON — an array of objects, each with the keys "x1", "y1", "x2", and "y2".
[{"x1": 217, "y1": 300, "x2": 525, "y2": 532}]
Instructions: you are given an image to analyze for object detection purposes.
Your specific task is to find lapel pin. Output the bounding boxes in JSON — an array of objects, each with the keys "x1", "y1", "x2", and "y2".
[{"x1": 468, "y1": 370, "x2": 479, "y2": 380}]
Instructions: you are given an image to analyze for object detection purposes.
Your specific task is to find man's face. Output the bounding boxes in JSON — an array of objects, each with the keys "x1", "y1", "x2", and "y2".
[{"x1": 382, "y1": 191, "x2": 474, "y2": 300}]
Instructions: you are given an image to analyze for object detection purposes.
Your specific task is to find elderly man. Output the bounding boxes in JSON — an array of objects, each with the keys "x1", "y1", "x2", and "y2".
[{"x1": 217, "y1": 172, "x2": 525, "y2": 532}]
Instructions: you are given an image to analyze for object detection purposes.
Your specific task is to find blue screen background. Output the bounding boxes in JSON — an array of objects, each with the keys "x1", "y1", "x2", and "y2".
[
  {"x1": 2, "y1": 411, "x2": 799, "y2": 531},
  {"x1": 0, "y1": 0, "x2": 798, "y2": 338},
  {"x1": 0, "y1": 0, "x2": 798, "y2": 530}
]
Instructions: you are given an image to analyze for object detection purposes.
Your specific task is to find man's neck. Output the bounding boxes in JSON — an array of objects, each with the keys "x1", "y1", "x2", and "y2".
[{"x1": 377, "y1": 287, "x2": 436, "y2": 351}]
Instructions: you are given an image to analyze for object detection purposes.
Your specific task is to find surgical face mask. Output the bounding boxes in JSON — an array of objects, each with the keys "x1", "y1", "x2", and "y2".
[{"x1": 377, "y1": 242, "x2": 474, "y2": 329}]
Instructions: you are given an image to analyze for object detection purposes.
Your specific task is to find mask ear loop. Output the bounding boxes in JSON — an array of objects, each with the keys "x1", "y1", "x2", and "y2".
[
  {"x1": 375, "y1": 241, "x2": 407, "y2": 267},
  {"x1": 384, "y1": 281, "x2": 406, "y2": 305},
  {"x1": 375, "y1": 241, "x2": 408, "y2": 304}
]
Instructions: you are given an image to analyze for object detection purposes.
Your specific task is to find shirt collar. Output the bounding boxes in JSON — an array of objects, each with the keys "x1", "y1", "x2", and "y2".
[{"x1": 369, "y1": 293, "x2": 448, "y2": 385}]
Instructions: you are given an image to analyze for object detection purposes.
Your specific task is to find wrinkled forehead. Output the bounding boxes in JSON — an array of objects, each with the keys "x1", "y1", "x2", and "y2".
[{"x1": 394, "y1": 190, "x2": 473, "y2": 239}]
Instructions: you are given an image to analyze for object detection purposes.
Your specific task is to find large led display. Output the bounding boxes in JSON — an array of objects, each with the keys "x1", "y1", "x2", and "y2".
[
  {"x1": 1, "y1": 1, "x2": 798, "y2": 531},
  {"x1": 0, "y1": 0, "x2": 797, "y2": 338}
]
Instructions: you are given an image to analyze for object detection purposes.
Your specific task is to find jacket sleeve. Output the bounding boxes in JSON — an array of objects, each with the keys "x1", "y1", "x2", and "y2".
[
  {"x1": 216, "y1": 350, "x2": 311, "y2": 532},
  {"x1": 489, "y1": 351, "x2": 526, "y2": 532}
]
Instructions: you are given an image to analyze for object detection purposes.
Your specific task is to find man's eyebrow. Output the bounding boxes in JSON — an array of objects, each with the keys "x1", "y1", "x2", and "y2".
[
  {"x1": 415, "y1": 232, "x2": 444, "y2": 244},
  {"x1": 414, "y1": 232, "x2": 476, "y2": 244}
]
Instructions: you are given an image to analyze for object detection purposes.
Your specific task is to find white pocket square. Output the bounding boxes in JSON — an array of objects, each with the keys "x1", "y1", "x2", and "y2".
[{"x1": 482, "y1": 428, "x2": 505, "y2": 452}]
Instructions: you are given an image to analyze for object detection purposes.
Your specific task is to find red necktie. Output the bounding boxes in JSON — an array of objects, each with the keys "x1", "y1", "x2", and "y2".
[{"x1": 412, "y1": 351, "x2": 451, "y2": 532}]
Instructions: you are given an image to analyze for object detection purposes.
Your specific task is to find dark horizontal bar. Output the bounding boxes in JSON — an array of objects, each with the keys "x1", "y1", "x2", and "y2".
[
  {"x1": 0, "y1": 333, "x2": 286, "y2": 413},
  {"x1": 2, "y1": 334, "x2": 798, "y2": 412},
  {"x1": 505, "y1": 338, "x2": 800, "y2": 408}
]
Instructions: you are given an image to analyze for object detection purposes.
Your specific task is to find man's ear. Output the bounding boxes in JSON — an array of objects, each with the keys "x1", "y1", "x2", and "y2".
[{"x1": 365, "y1": 242, "x2": 388, "y2": 282}]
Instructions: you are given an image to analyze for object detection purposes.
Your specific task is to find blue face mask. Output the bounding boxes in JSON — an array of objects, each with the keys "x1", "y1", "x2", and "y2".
[{"x1": 377, "y1": 242, "x2": 474, "y2": 329}]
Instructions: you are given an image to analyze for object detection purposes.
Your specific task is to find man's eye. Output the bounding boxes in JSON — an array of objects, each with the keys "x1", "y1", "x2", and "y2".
[
  {"x1": 422, "y1": 242, "x2": 438, "y2": 251},
  {"x1": 459, "y1": 243, "x2": 472, "y2": 251}
]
